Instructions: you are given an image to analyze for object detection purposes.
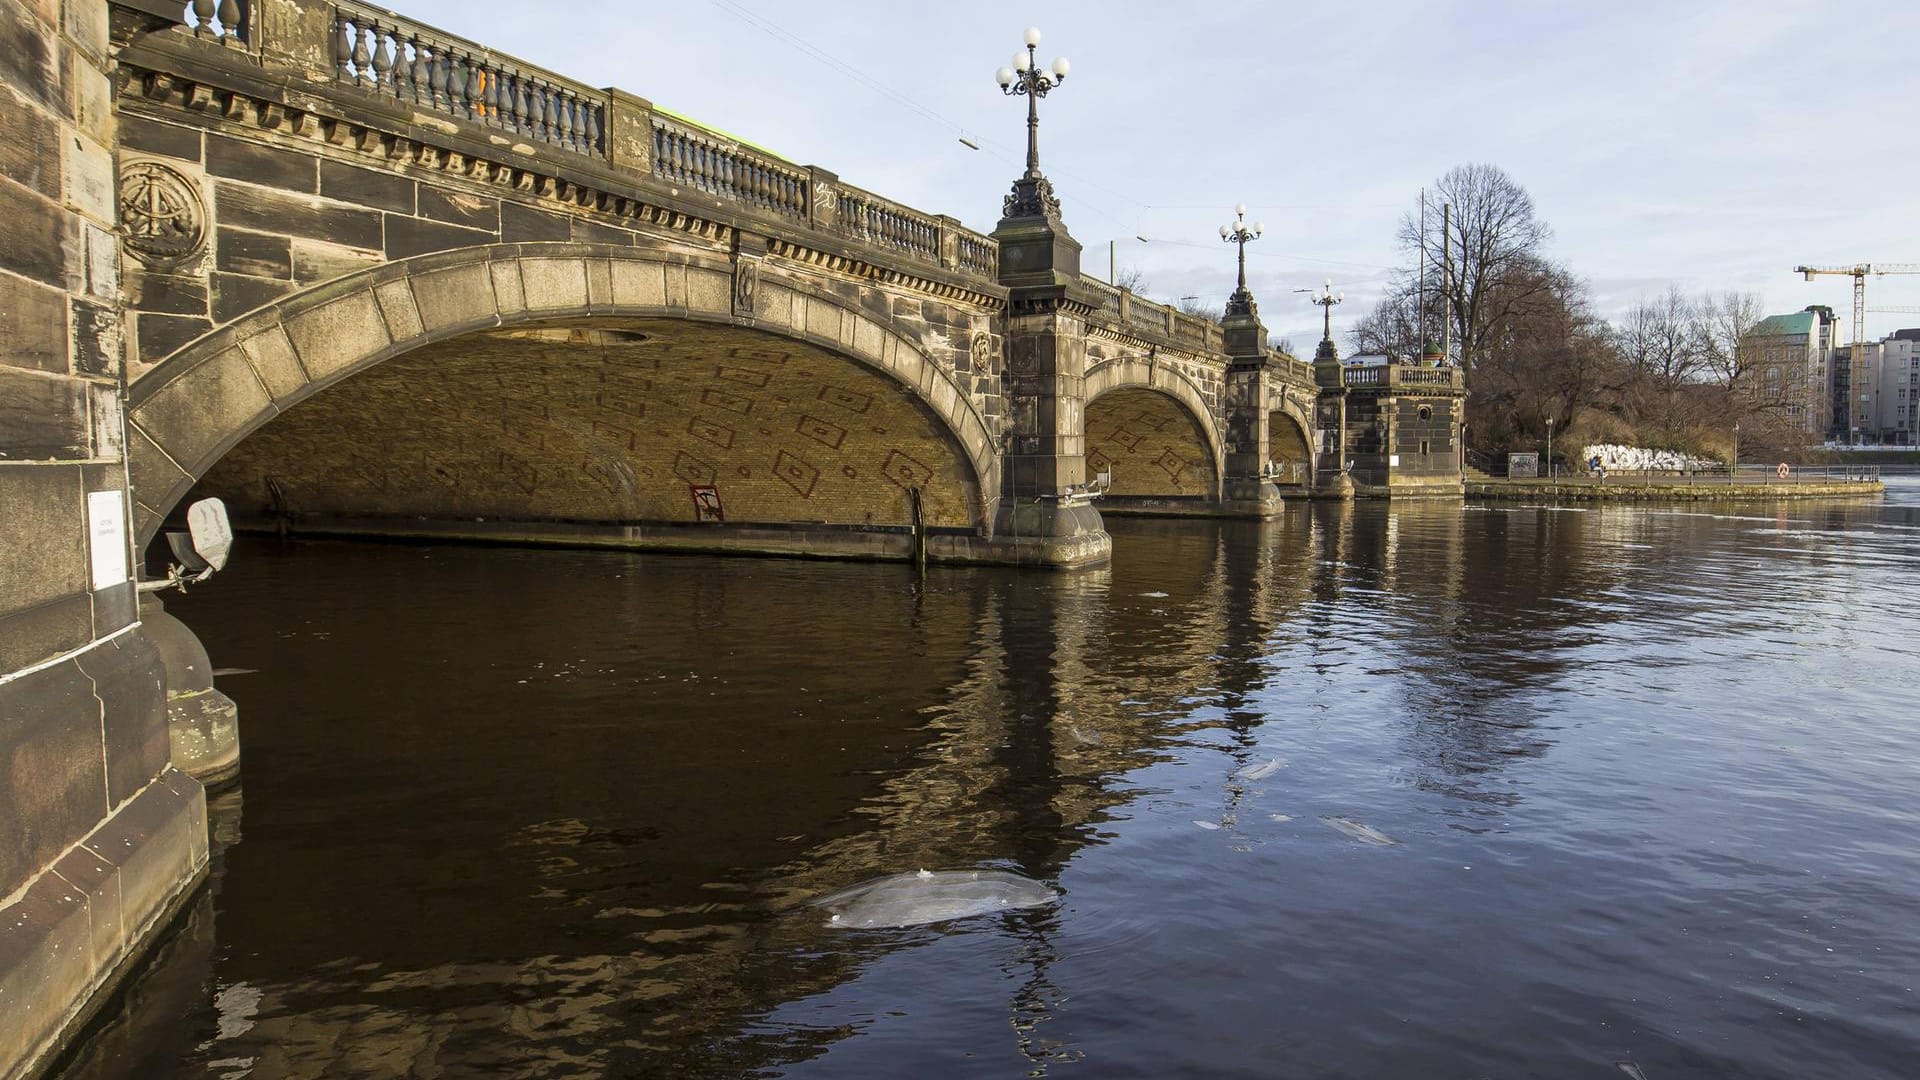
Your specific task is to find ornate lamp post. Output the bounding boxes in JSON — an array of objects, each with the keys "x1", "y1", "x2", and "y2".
[
  {"x1": 994, "y1": 28, "x2": 1070, "y2": 218},
  {"x1": 1301, "y1": 279, "x2": 1343, "y2": 343},
  {"x1": 1220, "y1": 204, "x2": 1264, "y2": 316},
  {"x1": 1545, "y1": 415, "x2": 1554, "y2": 478}
]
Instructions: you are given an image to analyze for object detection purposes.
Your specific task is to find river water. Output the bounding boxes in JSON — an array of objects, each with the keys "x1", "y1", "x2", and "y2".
[{"x1": 57, "y1": 483, "x2": 1920, "y2": 1079}]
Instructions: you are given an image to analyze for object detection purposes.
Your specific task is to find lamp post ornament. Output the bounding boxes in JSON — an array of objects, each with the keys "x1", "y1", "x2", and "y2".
[
  {"x1": 1302, "y1": 279, "x2": 1343, "y2": 343},
  {"x1": 995, "y1": 28, "x2": 1070, "y2": 219},
  {"x1": 1220, "y1": 204, "x2": 1264, "y2": 317}
]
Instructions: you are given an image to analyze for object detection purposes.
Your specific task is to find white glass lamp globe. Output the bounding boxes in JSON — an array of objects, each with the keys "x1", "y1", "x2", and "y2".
[
  {"x1": 1050, "y1": 57, "x2": 1070, "y2": 78},
  {"x1": 1236, "y1": 202, "x2": 1247, "y2": 216},
  {"x1": 1014, "y1": 52, "x2": 1031, "y2": 72},
  {"x1": 1024, "y1": 27, "x2": 1042, "y2": 46},
  {"x1": 1254, "y1": 221, "x2": 1265, "y2": 235},
  {"x1": 996, "y1": 67, "x2": 1015, "y2": 87},
  {"x1": 1219, "y1": 225, "x2": 1230, "y2": 239}
]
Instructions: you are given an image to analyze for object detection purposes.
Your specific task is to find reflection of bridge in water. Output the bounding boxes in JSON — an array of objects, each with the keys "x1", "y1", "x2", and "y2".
[
  {"x1": 7, "y1": 0, "x2": 1483, "y2": 1072},
  {"x1": 63, "y1": 503, "x2": 1722, "y2": 1077}
]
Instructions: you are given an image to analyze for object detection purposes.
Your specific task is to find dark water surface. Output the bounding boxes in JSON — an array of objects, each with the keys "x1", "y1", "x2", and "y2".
[{"x1": 58, "y1": 484, "x2": 1920, "y2": 1078}]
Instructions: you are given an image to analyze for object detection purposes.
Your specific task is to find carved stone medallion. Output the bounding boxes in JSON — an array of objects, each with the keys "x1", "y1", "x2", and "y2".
[
  {"x1": 733, "y1": 256, "x2": 758, "y2": 316},
  {"x1": 120, "y1": 162, "x2": 204, "y2": 267},
  {"x1": 970, "y1": 331, "x2": 995, "y2": 372}
]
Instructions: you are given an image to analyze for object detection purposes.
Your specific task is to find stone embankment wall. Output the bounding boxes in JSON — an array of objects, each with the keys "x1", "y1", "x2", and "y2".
[{"x1": 0, "y1": 2, "x2": 209, "y2": 1078}]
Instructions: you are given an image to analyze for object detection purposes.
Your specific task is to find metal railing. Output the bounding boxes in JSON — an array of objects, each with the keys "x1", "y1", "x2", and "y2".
[{"x1": 1491, "y1": 463, "x2": 1883, "y2": 485}]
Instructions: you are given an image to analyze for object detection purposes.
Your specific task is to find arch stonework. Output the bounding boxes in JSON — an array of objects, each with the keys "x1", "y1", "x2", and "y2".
[
  {"x1": 1268, "y1": 389, "x2": 1317, "y2": 474},
  {"x1": 1083, "y1": 357, "x2": 1228, "y2": 499},
  {"x1": 124, "y1": 243, "x2": 1000, "y2": 545}
]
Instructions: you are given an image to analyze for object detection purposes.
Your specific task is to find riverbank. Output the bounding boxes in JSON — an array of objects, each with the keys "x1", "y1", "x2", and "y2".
[{"x1": 1468, "y1": 477, "x2": 1883, "y2": 502}]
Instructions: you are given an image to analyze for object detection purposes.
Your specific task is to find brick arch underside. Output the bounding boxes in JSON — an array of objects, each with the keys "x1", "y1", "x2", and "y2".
[
  {"x1": 1084, "y1": 388, "x2": 1221, "y2": 499},
  {"x1": 124, "y1": 244, "x2": 995, "y2": 544},
  {"x1": 188, "y1": 322, "x2": 981, "y2": 533}
]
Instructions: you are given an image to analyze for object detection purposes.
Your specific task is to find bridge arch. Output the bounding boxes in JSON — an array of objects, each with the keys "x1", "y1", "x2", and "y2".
[
  {"x1": 1082, "y1": 358, "x2": 1226, "y2": 502},
  {"x1": 124, "y1": 243, "x2": 998, "y2": 545},
  {"x1": 1268, "y1": 392, "x2": 1316, "y2": 481}
]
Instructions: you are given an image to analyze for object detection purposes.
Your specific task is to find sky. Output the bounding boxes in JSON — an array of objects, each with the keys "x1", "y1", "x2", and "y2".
[{"x1": 399, "y1": 0, "x2": 1920, "y2": 350}]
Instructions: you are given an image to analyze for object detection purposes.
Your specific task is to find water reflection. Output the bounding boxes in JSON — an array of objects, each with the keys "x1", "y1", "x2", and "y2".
[{"x1": 57, "y1": 481, "x2": 1920, "y2": 1079}]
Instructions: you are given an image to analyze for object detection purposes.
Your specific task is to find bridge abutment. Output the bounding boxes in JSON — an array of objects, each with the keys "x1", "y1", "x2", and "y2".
[{"x1": 1, "y1": 3, "x2": 210, "y2": 1077}]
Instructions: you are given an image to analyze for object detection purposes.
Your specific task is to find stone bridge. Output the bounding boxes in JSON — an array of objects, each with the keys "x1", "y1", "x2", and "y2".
[
  {"x1": 0, "y1": 0, "x2": 1467, "y2": 1075},
  {"x1": 99, "y1": 0, "x2": 1344, "y2": 571}
]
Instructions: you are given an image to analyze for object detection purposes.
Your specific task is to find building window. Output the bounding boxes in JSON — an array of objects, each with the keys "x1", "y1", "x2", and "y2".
[
  {"x1": 1417, "y1": 405, "x2": 1432, "y2": 421},
  {"x1": 1419, "y1": 439, "x2": 1430, "y2": 457}
]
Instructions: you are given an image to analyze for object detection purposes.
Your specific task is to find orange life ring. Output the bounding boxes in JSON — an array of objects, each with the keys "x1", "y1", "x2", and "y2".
[{"x1": 1776, "y1": 462, "x2": 1790, "y2": 479}]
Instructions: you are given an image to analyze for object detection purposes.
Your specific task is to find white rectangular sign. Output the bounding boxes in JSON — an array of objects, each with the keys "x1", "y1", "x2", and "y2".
[{"x1": 87, "y1": 489, "x2": 128, "y2": 591}]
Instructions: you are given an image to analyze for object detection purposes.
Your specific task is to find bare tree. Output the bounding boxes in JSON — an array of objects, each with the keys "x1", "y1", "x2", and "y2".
[
  {"x1": 1403, "y1": 163, "x2": 1555, "y2": 377},
  {"x1": 1176, "y1": 296, "x2": 1223, "y2": 323},
  {"x1": 1467, "y1": 259, "x2": 1615, "y2": 447},
  {"x1": 1699, "y1": 291, "x2": 1766, "y2": 390},
  {"x1": 1115, "y1": 267, "x2": 1148, "y2": 293}
]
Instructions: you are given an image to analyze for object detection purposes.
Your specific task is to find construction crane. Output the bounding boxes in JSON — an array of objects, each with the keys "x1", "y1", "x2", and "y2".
[{"x1": 1795, "y1": 263, "x2": 1920, "y2": 441}]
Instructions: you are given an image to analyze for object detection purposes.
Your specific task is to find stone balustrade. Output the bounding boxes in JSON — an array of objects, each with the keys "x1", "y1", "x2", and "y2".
[
  {"x1": 956, "y1": 232, "x2": 997, "y2": 277},
  {"x1": 1341, "y1": 364, "x2": 1463, "y2": 390},
  {"x1": 333, "y1": 1, "x2": 607, "y2": 158},
  {"x1": 316, "y1": 0, "x2": 1005, "y2": 279},
  {"x1": 650, "y1": 115, "x2": 809, "y2": 220},
  {"x1": 183, "y1": 0, "x2": 247, "y2": 43},
  {"x1": 834, "y1": 186, "x2": 938, "y2": 263}
]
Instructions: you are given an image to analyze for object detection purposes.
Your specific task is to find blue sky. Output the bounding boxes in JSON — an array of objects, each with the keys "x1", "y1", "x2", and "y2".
[{"x1": 402, "y1": 0, "x2": 1920, "y2": 349}]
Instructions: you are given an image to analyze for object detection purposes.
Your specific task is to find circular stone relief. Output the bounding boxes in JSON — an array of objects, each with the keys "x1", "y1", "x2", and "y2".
[{"x1": 119, "y1": 162, "x2": 205, "y2": 267}]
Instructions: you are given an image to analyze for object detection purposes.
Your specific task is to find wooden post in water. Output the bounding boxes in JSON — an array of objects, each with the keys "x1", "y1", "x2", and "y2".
[{"x1": 908, "y1": 487, "x2": 927, "y2": 577}]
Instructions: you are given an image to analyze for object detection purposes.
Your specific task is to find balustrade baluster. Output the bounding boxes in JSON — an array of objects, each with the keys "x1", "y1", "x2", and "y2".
[
  {"x1": 373, "y1": 27, "x2": 396, "y2": 95},
  {"x1": 334, "y1": 16, "x2": 353, "y2": 80},
  {"x1": 427, "y1": 47, "x2": 447, "y2": 108},
  {"x1": 582, "y1": 104, "x2": 600, "y2": 155},
  {"x1": 442, "y1": 55, "x2": 462, "y2": 116},
  {"x1": 557, "y1": 92, "x2": 576, "y2": 152},
  {"x1": 351, "y1": 21, "x2": 373, "y2": 87},
  {"x1": 482, "y1": 67, "x2": 500, "y2": 127},
  {"x1": 504, "y1": 76, "x2": 524, "y2": 134},
  {"x1": 193, "y1": 0, "x2": 214, "y2": 37},
  {"x1": 460, "y1": 56, "x2": 479, "y2": 120},
  {"x1": 527, "y1": 83, "x2": 547, "y2": 142},
  {"x1": 216, "y1": 0, "x2": 240, "y2": 41},
  {"x1": 409, "y1": 39, "x2": 429, "y2": 105},
  {"x1": 391, "y1": 37, "x2": 412, "y2": 99}
]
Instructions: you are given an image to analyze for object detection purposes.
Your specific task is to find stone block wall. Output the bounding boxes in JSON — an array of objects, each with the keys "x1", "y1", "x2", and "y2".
[{"x1": 1, "y1": 2, "x2": 209, "y2": 1078}]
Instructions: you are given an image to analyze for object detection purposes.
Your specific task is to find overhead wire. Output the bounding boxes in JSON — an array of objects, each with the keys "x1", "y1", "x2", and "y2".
[{"x1": 703, "y1": 0, "x2": 1401, "y2": 253}]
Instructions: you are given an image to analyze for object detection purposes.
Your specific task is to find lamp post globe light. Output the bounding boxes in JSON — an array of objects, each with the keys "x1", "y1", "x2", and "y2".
[
  {"x1": 994, "y1": 28, "x2": 1069, "y2": 219},
  {"x1": 1299, "y1": 278, "x2": 1343, "y2": 343},
  {"x1": 1221, "y1": 203, "x2": 1264, "y2": 316}
]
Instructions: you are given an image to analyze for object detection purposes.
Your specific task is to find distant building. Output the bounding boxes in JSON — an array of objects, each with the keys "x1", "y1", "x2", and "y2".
[
  {"x1": 1742, "y1": 305, "x2": 1837, "y2": 435},
  {"x1": 1847, "y1": 330, "x2": 1920, "y2": 445}
]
